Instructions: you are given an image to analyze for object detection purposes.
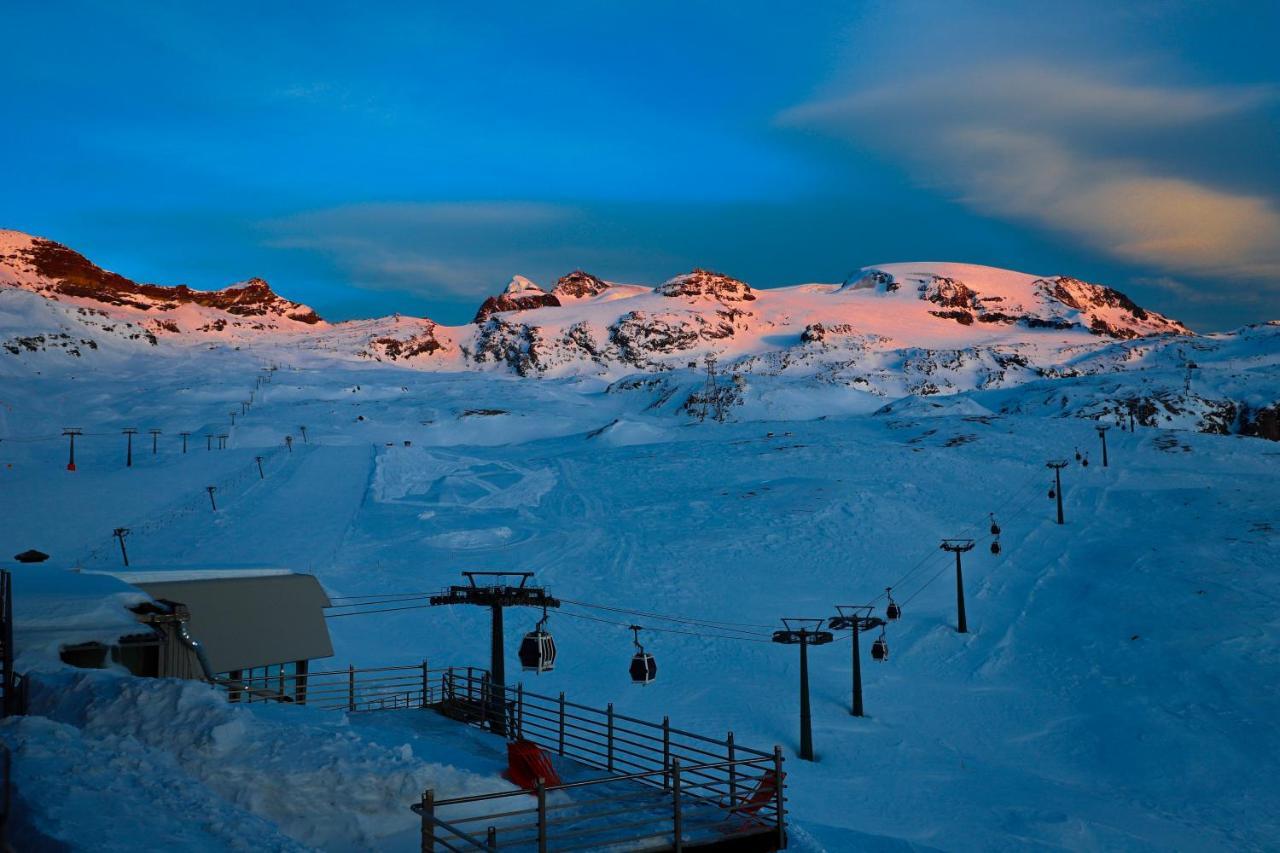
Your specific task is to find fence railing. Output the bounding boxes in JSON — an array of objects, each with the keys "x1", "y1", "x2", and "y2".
[
  {"x1": 419, "y1": 668, "x2": 786, "y2": 852},
  {"x1": 216, "y1": 661, "x2": 448, "y2": 712}
]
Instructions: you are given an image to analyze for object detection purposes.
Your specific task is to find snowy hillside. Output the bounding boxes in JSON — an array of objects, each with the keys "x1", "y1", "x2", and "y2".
[
  {"x1": 2, "y1": 229, "x2": 1280, "y2": 850},
  {"x1": 1, "y1": 345, "x2": 1278, "y2": 850}
]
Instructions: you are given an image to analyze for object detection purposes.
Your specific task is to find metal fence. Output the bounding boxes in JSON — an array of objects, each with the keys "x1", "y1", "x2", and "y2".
[
  {"x1": 417, "y1": 668, "x2": 786, "y2": 852},
  {"x1": 217, "y1": 661, "x2": 448, "y2": 712}
]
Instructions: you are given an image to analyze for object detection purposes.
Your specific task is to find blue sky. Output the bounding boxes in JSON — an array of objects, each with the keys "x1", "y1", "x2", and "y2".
[{"x1": 3, "y1": 1, "x2": 1277, "y2": 329}]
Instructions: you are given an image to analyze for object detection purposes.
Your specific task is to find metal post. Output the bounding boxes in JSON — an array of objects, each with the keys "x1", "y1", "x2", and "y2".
[
  {"x1": 607, "y1": 702, "x2": 615, "y2": 771},
  {"x1": 955, "y1": 549, "x2": 968, "y2": 634},
  {"x1": 727, "y1": 731, "x2": 737, "y2": 808},
  {"x1": 486, "y1": 827, "x2": 497, "y2": 852},
  {"x1": 489, "y1": 604, "x2": 506, "y2": 737},
  {"x1": 536, "y1": 779, "x2": 548, "y2": 853},
  {"x1": 420, "y1": 789, "x2": 435, "y2": 853},
  {"x1": 662, "y1": 715, "x2": 672, "y2": 791},
  {"x1": 421, "y1": 659, "x2": 430, "y2": 708},
  {"x1": 1054, "y1": 464, "x2": 1065, "y2": 524},
  {"x1": 1098, "y1": 426, "x2": 1110, "y2": 468},
  {"x1": 348, "y1": 664, "x2": 356, "y2": 712},
  {"x1": 851, "y1": 617, "x2": 864, "y2": 716},
  {"x1": 773, "y1": 746, "x2": 787, "y2": 849},
  {"x1": 180, "y1": 432, "x2": 189, "y2": 453},
  {"x1": 206, "y1": 486, "x2": 217, "y2": 511},
  {"x1": 672, "y1": 760, "x2": 684, "y2": 852},
  {"x1": 150, "y1": 429, "x2": 161, "y2": 455},
  {"x1": 255, "y1": 456, "x2": 264, "y2": 479},
  {"x1": 295, "y1": 659, "x2": 308, "y2": 705},
  {"x1": 558, "y1": 692, "x2": 566, "y2": 755},
  {"x1": 517, "y1": 682, "x2": 525, "y2": 740},
  {"x1": 799, "y1": 629, "x2": 813, "y2": 761},
  {"x1": 123, "y1": 428, "x2": 136, "y2": 467},
  {"x1": 113, "y1": 527, "x2": 130, "y2": 567}
]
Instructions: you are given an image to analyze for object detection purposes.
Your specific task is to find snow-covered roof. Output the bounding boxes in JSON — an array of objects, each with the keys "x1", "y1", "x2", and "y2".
[{"x1": 9, "y1": 565, "x2": 150, "y2": 670}]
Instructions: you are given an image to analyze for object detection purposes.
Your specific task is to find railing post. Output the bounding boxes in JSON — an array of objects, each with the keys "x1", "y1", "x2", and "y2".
[
  {"x1": 727, "y1": 730, "x2": 737, "y2": 809},
  {"x1": 662, "y1": 716, "x2": 671, "y2": 791},
  {"x1": 295, "y1": 660, "x2": 308, "y2": 705},
  {"x1": 773, "y1": 745, "x2": 786, "y2": 849},
  {"x1": 517, "y1": 681, "x2": 525, "y2": 741},
  {"x1": 607, "y1": 702, "x2": 615, "y2": 772},
  {"x1": 486, "y1": 826, "x2": 497, "y2": 851},
  {"x1": 420, "y1": 788, "x2": 435, "y2": 853},
  {"x1": 557, "y1": 692, "x2": 566, "y2": 756},
  {"x1": 348, "y1": 664, "x2": 356, "y2": 712},
  {"x1": 536, "y1": 778, "x2": 548, "y2": 853},
  {"x1": 421, "y1": 659, "x2": 429, "y2": 709},
  {"x1": 671, "y1": 760, "x2": 683, "y2": 852}
]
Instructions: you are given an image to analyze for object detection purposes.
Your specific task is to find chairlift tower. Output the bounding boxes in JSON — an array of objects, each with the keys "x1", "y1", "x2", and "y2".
[
  {"x1": 1096, "y1": 424, "x2": 1110, "y2": 468},
  {"x1": 1047, "y1": 460, "x2": 1068, "y2": 524},
  {"x1": 61, "y1": 428, "x2": 83, "y2": 471},
  {"x1": 113, "y1": 527, "x2": 131, "y2": 567},
  {"x1": 179, "y1": 432, "x2": 190, "y2": 454},
  {"x1": 698, "y1": 354, "x2": 718, "y2": 423},
  {"x1": 940, "y1": 540, "x2": 975, "y2": 633},
  {"x1": 122, "y1": 428, "x2": 138, "y2": 467},
  {"x1": 149, "y1": 428, "x2": 162, "y2": 455},
  {"x1": 771, "y1": 618, "x2": 833, "y2": 761},
  {"x1": 828, "y1": 606, "x2": 884, "y2": 717},
  {"x1": 430, "y1": 572, "x2": 560, "y2": 737}
]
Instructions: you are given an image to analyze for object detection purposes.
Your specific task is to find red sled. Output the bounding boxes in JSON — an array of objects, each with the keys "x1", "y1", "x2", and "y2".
[{"x1": 503, "y1": 740, "x2": 561, "y2": 791}]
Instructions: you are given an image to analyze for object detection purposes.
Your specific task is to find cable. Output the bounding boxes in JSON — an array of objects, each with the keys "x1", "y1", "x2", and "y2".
[
  {"x1": 328, "y1": 591, "x2": 435, "y2": 602},
  {"x1": 558, "y1": 597, "x2": 775, "y2": 632},
  {"x1": 556, "y1": 607, "x2": 775, "y2": 644},
  {"x1": 324, "y1": 603, "x2": 435, "y2": 618}
]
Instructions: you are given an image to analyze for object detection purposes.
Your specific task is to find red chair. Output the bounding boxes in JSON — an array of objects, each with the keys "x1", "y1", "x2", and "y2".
[{"x1": 503, "y1": 740, "x2": 561, "y2": 790}]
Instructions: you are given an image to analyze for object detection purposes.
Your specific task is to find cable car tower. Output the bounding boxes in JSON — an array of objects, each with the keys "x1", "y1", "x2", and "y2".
[
  {"x1": 940, "y1": 539, "x2": 975, "y2": 633},
  {"x1": 772, "y1": 618, "x2": 833, "y2": 761},
  {"x1": 430, "y1": 572, "x2": 559, "y2": 736},
  {"x1": 828, "y1": 605, "x2": 885, "y2": 718}
]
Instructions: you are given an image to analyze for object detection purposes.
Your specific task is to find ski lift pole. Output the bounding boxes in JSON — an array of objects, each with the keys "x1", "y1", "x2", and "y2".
[
  {"x1": 113, "y1": 527, "x2": 130, "y2": 567},
  {"x1": 62, "y1": 428, "x2": 82, "y2": 471},
  {"x1": 1047, "y1": 460, "x2": 1068, "y2": 524},
  {"x1": 1097, "y1": 424, "x2": 1110, "y2": 468},
  {"x1": 772, "y1": 618, "x2": 833, "y2": 761},
  {"x1": 940, "y1": 540, "x2": 975, "y2": 633},
  {"x1": 122, "y1": 428, "x2": 137, "y2": 467},
  {"x1": 829, "y1": 606, "x2": 883, "y2": 717}
]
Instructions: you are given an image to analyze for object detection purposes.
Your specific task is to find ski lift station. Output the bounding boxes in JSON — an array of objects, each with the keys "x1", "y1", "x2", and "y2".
[{"x1": 9, "y1": 565, "x2": 334, "y2": 686}]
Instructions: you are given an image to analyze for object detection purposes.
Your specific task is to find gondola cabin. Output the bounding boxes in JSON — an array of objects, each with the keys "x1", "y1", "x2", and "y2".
[{"x1": 630, "y1": 652, "x2": 657, "y2": 685}]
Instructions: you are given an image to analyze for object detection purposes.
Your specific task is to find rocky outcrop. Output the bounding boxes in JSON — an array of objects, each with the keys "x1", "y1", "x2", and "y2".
[
  {"x1": 608, "y1": 311, "x2": 701, "y2": 367},
  {"x1": 360, "y1": 321, "x2": 448, "y2": 362},
  {"x1": 0, "y1": 234, "x2": 323, "y2": 323},
  {"x1": 656, "y1": 269, "x2": 755, "y2": 303},
  {"x1": 552, "y1": 270, "x2": 609, "y2": 299},
  {"x1": 1035, "y1": 277, "x2": 1189, "y2": 338},
  {"x1": 473, "y1": 276, "x2": 561, "y2": 323}
]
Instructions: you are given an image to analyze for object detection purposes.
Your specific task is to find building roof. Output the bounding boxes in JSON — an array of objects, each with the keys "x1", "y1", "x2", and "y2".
[{"x1": 126, "y1": 573, "x2": 333, "y2": 672}]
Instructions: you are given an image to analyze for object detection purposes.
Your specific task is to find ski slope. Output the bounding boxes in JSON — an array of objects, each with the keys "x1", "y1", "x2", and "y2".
[{"x1": 2, "y1": 350, "x2": 1278, "y2": 851}]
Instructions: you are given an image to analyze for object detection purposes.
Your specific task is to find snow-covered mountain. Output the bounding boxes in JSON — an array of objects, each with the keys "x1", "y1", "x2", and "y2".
[{"x1": 3, "y1": 228, "x2": 1278, "y2": 438}]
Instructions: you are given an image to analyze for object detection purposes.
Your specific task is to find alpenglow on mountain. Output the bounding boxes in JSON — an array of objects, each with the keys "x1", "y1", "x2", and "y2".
[{"x1": 3, "y1": 227, "x2": 1278, "y2": 438}]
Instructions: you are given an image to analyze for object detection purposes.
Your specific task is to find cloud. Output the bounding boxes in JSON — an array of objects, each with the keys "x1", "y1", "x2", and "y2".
[
  {"x1": 781, "y1": 64, "x2": 1280, "y2": 289},
  {"x1": 261, "y1": 202, "x2": 579, "y2": 297}
]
